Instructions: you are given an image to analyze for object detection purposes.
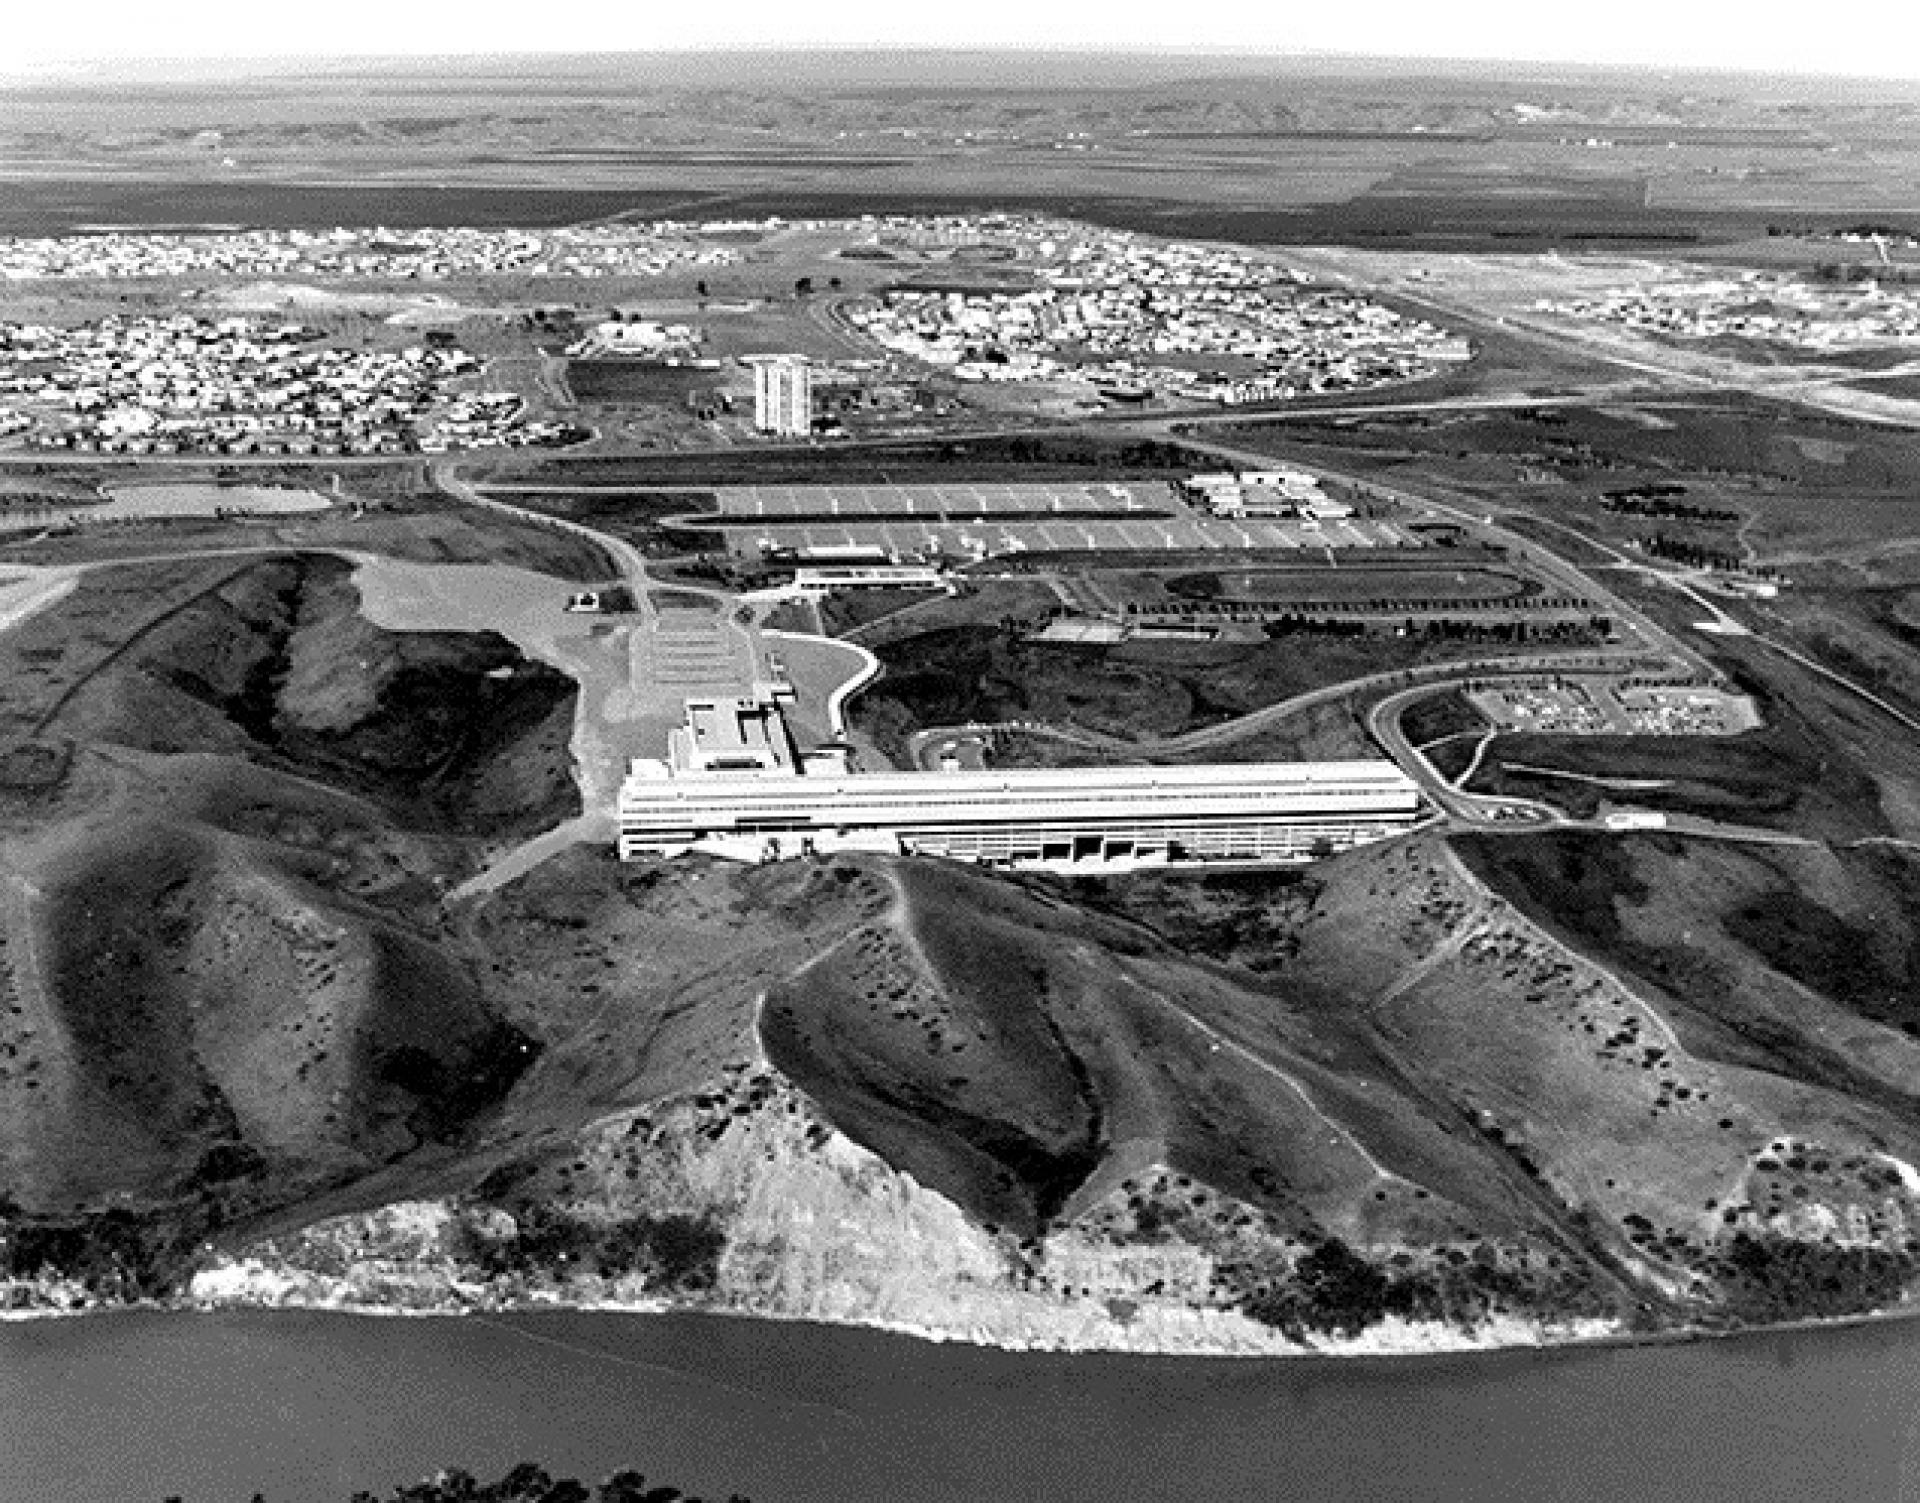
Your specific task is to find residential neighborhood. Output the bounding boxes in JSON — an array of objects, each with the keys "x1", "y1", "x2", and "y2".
[
  {"x1": 0, "y1": 313, "x2": 575, "y2": 454},
  {"x1": 0, "y1": 213, "x2": 1488, "y2": 457},
  {"x1": 844, "y1": 216, "x2": 1471, "y2": 403},
  {"x1": 1537, "y1": 269, "x2": 1920, "y2": 351},
  {"x1": 0, "y1": 222, "x2": 742, "y2": 282}
]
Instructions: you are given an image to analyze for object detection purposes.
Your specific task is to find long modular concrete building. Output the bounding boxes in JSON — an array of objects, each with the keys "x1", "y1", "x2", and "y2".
[{"x1": 619, "y1": 699, "x2": 1422, "y2": 871}]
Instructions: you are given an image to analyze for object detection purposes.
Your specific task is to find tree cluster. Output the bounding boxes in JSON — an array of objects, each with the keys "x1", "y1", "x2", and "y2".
[
  {"x1": 1258, "y1": 615, "x2": 1371, "y2": 639},
  {"x1": 1235, "y1": 1236, "x2": 1570, "y2": 1341},
  {"x1": 1, "y1": 1202, "x2": 202, "y2": 1302},
  {"x1": 358, "y1": 1463, "x2": 744, "y2": 1503},
  {"x1": 1601, "y1": 492, "x2": 1739, "y2": 523},
  {"x1": 1254, "y1": 615, "x2": 1610, "y2": 644},
  {"x1": 1635, "y1": 534, "x2": 1779, "y2": 577},
  {"x1": 1714, "y1": 1232, "x2": 1917, "y2": 1324},
  {"x1": 448, "y1": 1203, "x2": 727, "y2": 1292},
  {"x1": 1806, "y1": 262, "x2": 1920, "y2": 284},
  {"x1": 159, "y1": 1460, "x2": 751, "y2": 1503}
]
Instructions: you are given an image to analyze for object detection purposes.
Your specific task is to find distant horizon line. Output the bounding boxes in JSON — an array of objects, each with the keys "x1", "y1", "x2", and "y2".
[{"x1": 5, "y1": 45, "x2": 1920, "y2": 86}]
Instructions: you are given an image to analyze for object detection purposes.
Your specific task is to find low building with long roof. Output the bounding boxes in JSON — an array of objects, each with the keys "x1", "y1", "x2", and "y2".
[{"x1": 618, "y1": 698, "x2": 1422, "y2": 872}]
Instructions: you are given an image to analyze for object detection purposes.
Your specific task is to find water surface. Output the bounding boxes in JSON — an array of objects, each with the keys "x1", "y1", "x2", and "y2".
[{"x1": 5, "y1": 1310, "x2": 1920, "y2": 1502}]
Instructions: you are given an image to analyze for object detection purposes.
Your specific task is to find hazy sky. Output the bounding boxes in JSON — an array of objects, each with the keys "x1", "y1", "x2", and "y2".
[{"x1": 7, "y1": 0, "x2": 1920, "y2": 80}]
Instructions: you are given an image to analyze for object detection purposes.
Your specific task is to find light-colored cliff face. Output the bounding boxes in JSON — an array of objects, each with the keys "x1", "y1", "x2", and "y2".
[{"x1": 187, "y1": 1068, "x2": 1618, "y2": 1357}]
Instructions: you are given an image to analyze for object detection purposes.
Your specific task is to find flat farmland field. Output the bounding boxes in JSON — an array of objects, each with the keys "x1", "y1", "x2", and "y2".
[{"x1": 0, "y1": 179, "x2": 695, "y2": 235}]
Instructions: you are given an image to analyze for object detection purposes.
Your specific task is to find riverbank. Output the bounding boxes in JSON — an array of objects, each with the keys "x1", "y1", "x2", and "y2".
[
  {"x1": 14, "y1": 1265, "x2": 1920, "y2": 1374},
  {"x1": 172, "y1": 1251, "x2": 1626, "y2": 1360},
  {"x1": 11, "y1": 1055, "x2": 1916, "y2": 1362},
  {"x1": 4, "y1": 1100, "x2": 1624, "y2": 1362},
  {"x1": 133, "y1": 1065, "x2": 1631, "y2": 1361}
]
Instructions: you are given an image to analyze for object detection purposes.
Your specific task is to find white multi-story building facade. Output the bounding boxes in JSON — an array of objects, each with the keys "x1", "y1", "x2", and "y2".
[
  {"x1": 749, "y1": 355, "x2": 813, "y2": 437},
  {"x1": 618, "y1": 699, "x2": 1423, "y2": 872}
]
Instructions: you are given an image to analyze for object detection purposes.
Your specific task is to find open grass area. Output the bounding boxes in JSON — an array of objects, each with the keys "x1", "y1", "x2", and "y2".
[
  {"x1": 987, "y1": 698, "x2": 1376, "y2": 769},
  {"x1": 1468, "y1": 727, "x2": 1882, "y2": 837},
  {"x1": 852, "y1": 627, "x2": 1202, "y2": 747},
  {"x1": 0, "y1": 489, "x2": 612, "y2": 583},
  {"x1": 1186, "y1": 700, "x2": 1379, "y2": 763},
  {"x1": 0, "y1": 180, "x2": 697, "y2": 237},
  {"x1": 0, "y1": 552, "x2": 598, "y2": 1285},
  {"x1": 838, "y1": 579, "x2": 1060, "y2": 648},
  {"x1": 1401, "y1": 688, "x2": 1488, "y2": 748},
  {"x1": 1849, "y1": 373, "x2": 1920, "y2": 403},
  {"x1": 817, "y1": 586, "x2": 945, "y2": 636},
  {"x1": 853, "y1": 615, "x2": 1538, "y2": 761},
  {"x1": 1, "y1": 555, "x2": 581, "y2": 837},
  {"x1": 565, "y1": 360, "x2": 720, "y2": 406},
  {"x1": 1229, "y1": 395, "x2": 1920, "y2": 502},
  {"x1": 1453, "y1": 832, "x2": 1920, "y2": 1110},
  {"x1": 0, "y1": 556, "x2": 251, "y2": 746},
  {"x1": 473, "y1": 487, "x2": 717, "y2": 556}
]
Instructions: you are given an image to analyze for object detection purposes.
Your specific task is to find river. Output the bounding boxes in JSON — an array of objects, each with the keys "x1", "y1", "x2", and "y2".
[{"x1": 4, "y1": 1310, "x2": 1920, "y2": 1503}]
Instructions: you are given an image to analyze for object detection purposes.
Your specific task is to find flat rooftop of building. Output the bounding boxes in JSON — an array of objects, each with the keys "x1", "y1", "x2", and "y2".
[
  {"x1": 624, "y1": 757, "x2": 1420, "y2": 821},
  {"x1": 792, "y1": 564, "x2": 948, "y2": 590},
  {"x1": 674, "y1": 695, "x2": 797, "y2": 773}
]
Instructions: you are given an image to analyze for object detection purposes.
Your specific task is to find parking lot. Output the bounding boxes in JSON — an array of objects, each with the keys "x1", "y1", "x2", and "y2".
[
  {"x1": 1468, "y1": 678, "x2": 1761, "y2": 736},
  {"x1": 705, "y1": 482, "x2": 1408, "y2": 558},
  {"x1": 1614, "y1": 685, "x2": 1763, "y2": 735}
]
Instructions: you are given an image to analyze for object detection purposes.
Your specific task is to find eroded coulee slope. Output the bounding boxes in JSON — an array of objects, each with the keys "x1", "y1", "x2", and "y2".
[{"x1": 8, "y1": 553, "x2": 1920, "y2": 1350}]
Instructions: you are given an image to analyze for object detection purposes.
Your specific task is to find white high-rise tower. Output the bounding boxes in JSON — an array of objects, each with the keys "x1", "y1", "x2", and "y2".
[{"x1": 750, "y1": 355, "x2": 812, "y2": 437}]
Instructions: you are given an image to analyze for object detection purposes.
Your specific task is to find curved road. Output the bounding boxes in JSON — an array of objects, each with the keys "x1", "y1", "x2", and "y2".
[
  {"x1": 904, "y1": 646, "x2": 1676, "y2": 768},
  {"x1": 1365, "y1": 682, "x2": 1559, "y2": 828}
]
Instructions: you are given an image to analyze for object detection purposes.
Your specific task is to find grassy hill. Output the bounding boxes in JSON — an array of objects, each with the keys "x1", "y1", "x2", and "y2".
[
  {"x1": 7, "y1": 552, "x2": 1920, "y2": 1347},
  {"x1": 0, "y1": 554, "x2": 579, "y2": 1292}
]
